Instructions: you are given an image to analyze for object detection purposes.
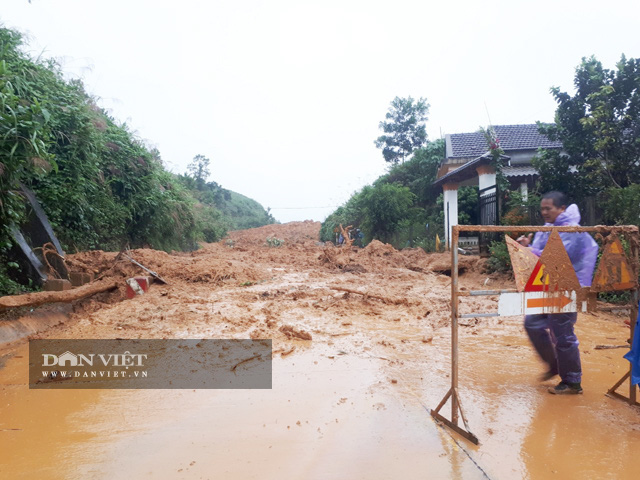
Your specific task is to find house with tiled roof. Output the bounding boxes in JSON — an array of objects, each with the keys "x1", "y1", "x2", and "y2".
[{"x1": 433, "y1": 124, "x2": 563, "y2": 247}]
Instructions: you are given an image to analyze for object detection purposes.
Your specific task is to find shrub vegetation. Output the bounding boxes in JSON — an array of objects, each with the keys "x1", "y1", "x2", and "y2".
[{"x1": 0, "y1": 26, "x2": 272, "y2": 293}]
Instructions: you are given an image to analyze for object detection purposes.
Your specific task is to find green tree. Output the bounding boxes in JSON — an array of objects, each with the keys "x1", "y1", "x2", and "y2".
[
  {"x1": 375, "y1": 96, "x2": 429, "y2": 165},
  {"x1": 187, "y1": 154, "x2": 211, "y2": 189},
  {"x1": 374, "y1": 139, "x2": 447, "y2": 245},
  {"x1": 360, "y1": 183, "x2": 416, "y2": 242},
  {"x1": 601, "y1": 184, "x2": 640, "y2": 228},
  {"x1": 321, "y1": 139, "x2": 447, "y2": 247},
  {"x1": 319, "y1": 189, "x2": 367, "y2": 243},
  {"x1": 536, "y1": 55, "x2": 640, "y2": 200},
  {"x1": 375, "y1": 139, "x2": 444, "y2": 205}
]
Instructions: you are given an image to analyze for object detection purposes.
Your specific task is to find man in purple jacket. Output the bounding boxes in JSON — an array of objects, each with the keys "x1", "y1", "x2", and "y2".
[{"x1": 517, "y1": 192, "x2": 598, "y2": 394}]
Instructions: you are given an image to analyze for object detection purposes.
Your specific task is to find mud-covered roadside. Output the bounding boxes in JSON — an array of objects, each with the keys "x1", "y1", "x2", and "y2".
[
  {"x1": 1, "y1": 221, "x2": 637, "y2": 479},
  {"x1": 12, "y1": 221, "x2": 502, "y2": 350}
]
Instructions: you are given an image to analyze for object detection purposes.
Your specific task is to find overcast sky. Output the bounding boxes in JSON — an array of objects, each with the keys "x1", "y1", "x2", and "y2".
[{"x1": 3, "y1": 0, "x2": 640, "y2": 223}]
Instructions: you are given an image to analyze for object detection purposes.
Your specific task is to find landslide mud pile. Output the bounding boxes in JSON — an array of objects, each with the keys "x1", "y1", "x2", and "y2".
[
  {"x1": 227, "y1": 220, "x2": 321, "y2": 247},
  {"x1": 319, "y1": 239, "x2": 482, "y2": 275},
  {"x1": 39, "y1": 222, "x2": 509, "y2": 352}
]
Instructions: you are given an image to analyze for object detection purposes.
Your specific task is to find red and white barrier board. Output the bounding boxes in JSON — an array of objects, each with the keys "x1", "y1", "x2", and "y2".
[{"x1": 126, "y1": 277, "x2": 151, "y2": 299}]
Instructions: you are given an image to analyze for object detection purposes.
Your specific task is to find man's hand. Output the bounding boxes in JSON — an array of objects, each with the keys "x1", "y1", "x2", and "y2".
[{"x1": 517, "y1": 233, "x2": 533, "y2": 247}]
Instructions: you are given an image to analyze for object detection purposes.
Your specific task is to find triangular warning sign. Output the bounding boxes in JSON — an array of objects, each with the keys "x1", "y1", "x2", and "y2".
[
  {"x1": 506, "y1": 235, "x2": 539, "y2": 292},
  {"x1": 524, "y1": 260, "x2": 549, "y2": 292},
  {"x1": 524, "y1": 231, "x2": 581, "y2": 292},
  {"x1": 591, "y1": 234, "x2": 637, "y2": 292},
  {"x1": 539, "y1": 231, "x2": 582, "y2": 292}
]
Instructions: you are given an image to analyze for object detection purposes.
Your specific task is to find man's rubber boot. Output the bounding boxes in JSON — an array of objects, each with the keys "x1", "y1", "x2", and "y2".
[{"x1": 548, "y1": 381, "x2": 583, "y2": 395}]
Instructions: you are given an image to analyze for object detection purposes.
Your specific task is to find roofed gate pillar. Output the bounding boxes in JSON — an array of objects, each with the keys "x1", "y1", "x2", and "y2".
[
  {"x1": 476, "y1": 165, "x2": 496, "y2": 194},
  {"x1": 443, "y1": 182, "x2": 458, "y2": 249}
]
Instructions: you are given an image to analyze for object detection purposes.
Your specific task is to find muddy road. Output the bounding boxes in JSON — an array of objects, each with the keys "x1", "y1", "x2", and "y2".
[{"x1": 1, "y1": 221, "x2": 638, "y2": 479}]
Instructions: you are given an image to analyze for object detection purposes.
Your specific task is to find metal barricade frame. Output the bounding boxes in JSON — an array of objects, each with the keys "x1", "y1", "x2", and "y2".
[{"x1": 431, "y1": 224, "x2": 640, "y2": 445}]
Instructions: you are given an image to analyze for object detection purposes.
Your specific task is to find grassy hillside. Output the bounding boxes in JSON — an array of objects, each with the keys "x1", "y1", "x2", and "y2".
[
  {"x1": 176, "y1": 174, "x2": 275, "y2": 235},
  {"x1": 218, "y1": 190, "x2": 275, "y2": 230},
  {"x1": 0, "y1": 26, "x2": 272, "y2": 294}
]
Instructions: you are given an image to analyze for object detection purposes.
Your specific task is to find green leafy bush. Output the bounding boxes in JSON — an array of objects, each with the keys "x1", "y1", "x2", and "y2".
[
  {"x1": 194, "y1": 203, "x2": 228, "y2": 243},
  {"x1": 486, "y1": 240, "x2": 512, "y2": 273},
  {"x1": 501, "y1": 191, "x2": 541, "y2": 226},
  {"x1": 415, "y1": 237, "x2": 437, "y2": 253},
  {"x1": 266, "y1": 237, "x2": 284, "y2": 247},
  {"x1": 0, "y1": 262, "x2": 33, "y2": 295},
  {"x1": 601, "y1": 185, "x2": 640, "y2": 228},
  {"x1": 321, "y1": 141, "x2": 447, "y2": 249}
]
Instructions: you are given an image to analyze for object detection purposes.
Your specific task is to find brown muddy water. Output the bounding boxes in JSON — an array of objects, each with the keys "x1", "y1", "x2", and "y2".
[{"x1": 1, "y1": 312, "x2": 638, "y2": 480}]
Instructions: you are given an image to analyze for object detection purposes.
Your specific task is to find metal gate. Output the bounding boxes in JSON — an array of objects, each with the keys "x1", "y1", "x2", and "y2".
[
  {"x1": 478, "y1": 185, "x2": 499, "y2": 254},
  {"x1": 478, "y1": 185, "x2": 498, "y2": 225}
]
